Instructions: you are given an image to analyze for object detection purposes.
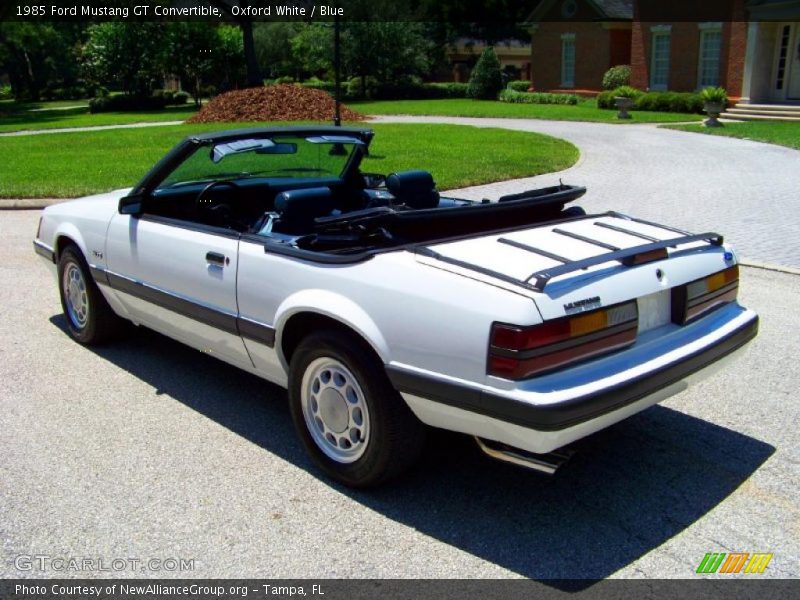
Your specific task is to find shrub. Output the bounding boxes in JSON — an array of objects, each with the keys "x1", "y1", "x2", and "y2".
[
  {"x1": 301, "y1": 77, "x2": 336, "y2": 94},
  {"x1": 173, "y1": 91, "x2": 190, "y2": 105},
  {"x1": 425, "y1": 82, "x2": 469, "y2": 98},
  {"x1": 345, "y1": 76, "x2": 379, "y2": 99},
  {"x1": 602, "y1": 65, "x2": 631, "y2": 90},
  {"x1": 87, "y1": 96, "x2": 110, "y2": 113},
  {"x1": 499, "y1": 89, "x2": 579, "y2": 105},
  {"x1": 700, "y1": 86, "x2": 728, "y2": 104},
  {"x1": 88, "y1": 94, "x2": 168, "y2": 113},
  {"x1": 302, "y1": 80, "x2": 336, "y2": 93},
  {"x1": 0, "y1": 85, "x2": 12, "y2": 100},
  {"x1": 467, "y1": 47, "x2": 503, "y2": 99},
  {"x1": 612, "y1": 85, "x2": 641, "y2": 99},
  {"x1": 637, "y1": 91, "x2": 703, "y2": 113},
  {"x1": 507, "y1": 80, "x2": 532, "y2": 92},
  {"x1": 596, "y1": 88, "x2": 704, "y2": 113},
  {"x1": 200, "y1": 84, "x2": 218, "y2": 99},
  {"x1": 41, "y1": 85, "x2": 88, "y2": 101}
]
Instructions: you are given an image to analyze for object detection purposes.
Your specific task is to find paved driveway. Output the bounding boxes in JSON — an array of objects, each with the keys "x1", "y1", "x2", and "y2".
[
  {"x1": 1, "y1": 210, "x2": 798, "y2": 581},
  {"x1": 375, "y1": 116, "x2": 800, "y2": 269}
]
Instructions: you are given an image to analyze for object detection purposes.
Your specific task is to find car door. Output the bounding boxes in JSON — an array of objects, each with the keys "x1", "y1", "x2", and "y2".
[{"x1": 104, "y1": 213, "x2": 252, "y2": 369}]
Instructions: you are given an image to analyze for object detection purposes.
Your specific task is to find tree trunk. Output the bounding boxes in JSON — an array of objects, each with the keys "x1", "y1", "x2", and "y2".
[{"x1": 240, "y1": 20, "x2": 262, "y2": 87}]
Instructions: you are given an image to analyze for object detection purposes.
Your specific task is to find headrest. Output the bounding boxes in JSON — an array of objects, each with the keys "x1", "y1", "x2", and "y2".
[
  {"x1": 385, "y1": 170, "x2": 439, "y2": 210},
  {"x1": 274, "y1": 186, "x2": 333, "y2": 213},
  {"x1": 274, "y1": 187, "x2": 335, "y2": 234}
]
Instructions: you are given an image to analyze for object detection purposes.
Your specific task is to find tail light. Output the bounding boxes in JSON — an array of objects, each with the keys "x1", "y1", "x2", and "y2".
[
  {"x1": 36, "y1": 216, "x2": 43, "y2": 239},
  {"x1": 488, "y1": 301, "x2": 639, "y2": 380},
  {"x1": 672, "y1": 265, "x2": 739, "y2": 324}
]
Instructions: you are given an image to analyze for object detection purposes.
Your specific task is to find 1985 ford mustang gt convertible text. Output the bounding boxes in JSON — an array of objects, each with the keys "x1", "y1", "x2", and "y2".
[{"x1": 34, "y1": 126, "x2": 758, "y2": 486}]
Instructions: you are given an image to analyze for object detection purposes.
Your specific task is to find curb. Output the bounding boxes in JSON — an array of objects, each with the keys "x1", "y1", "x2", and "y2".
[
  {"x1": 0, "y1": 198, "x2": 63, "y2": 210},
  {"x1": 739, "y1": 260, "x2": 800, "y2": 276}
]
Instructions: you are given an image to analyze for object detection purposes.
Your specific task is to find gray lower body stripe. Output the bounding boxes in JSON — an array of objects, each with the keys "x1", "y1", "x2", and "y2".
[{"x1": 93, "y1": 267, "x2": 275, "y2": 347}]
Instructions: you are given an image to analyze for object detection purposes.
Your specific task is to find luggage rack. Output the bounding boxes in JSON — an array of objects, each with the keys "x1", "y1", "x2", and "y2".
[{"x1": 417, "y1": 212, "x2": 724, "y2": 293}]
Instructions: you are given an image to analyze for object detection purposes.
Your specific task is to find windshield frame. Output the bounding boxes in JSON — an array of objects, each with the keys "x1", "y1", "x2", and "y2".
[{"x1": 128, "y1": 126, "x2": 374, "y2": 197}]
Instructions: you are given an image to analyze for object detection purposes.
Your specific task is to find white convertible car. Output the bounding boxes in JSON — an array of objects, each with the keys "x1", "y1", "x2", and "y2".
[{"x1": 34, "y1": 126, "x2": 758, "y2": 486}]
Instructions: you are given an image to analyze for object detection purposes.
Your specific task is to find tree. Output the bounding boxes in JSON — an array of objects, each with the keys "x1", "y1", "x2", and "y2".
[
  {"x1": 254, "y1": 22, "x2": 303, "y2": 79},
  {"x1": 342, "y1": 22, "x2": 432, "y2": 95},
  {"x1": 290, "y1": 23, "x2": 334, "y2": 77},
  {"x1": 0, "y1": 22, "x2": 85, "y2": 100},
  {"x1": 206, "y1": 0, "x2": 262, "y2": 86},
  {"x1": 81, "y1": 22, "x2": 165, "y2": 97},
  {"x1": 165, "y1": 23, "x2": 244, "y2": 104},
  {"x1": 166, "y1": 22, "x2": 215, "y2": 105},
  {"x1": 467, "y1": 47, "x2": 502, "y2": 99}
]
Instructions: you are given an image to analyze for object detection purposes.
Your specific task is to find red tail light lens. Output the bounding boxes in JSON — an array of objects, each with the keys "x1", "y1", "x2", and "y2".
[
  {"x1": 672, "y1": 265, "x2": 739, "y2": 324},
  {"x1": 488, "y1": 301, "x2": 639, "y2": 380}
]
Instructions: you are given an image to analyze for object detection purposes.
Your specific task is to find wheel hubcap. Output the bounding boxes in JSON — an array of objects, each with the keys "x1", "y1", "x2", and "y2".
[
  {"x1": 301, "y1": 357, "x2": 370, "y2": 463},
  {"x1": 62, "y1": 262, "x2": 89, "y2": 329}
]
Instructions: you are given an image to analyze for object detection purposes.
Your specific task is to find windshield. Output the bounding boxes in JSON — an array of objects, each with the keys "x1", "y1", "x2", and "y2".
[{"x1": 156, "y1": 135, "x2": 362, "y2": 189}]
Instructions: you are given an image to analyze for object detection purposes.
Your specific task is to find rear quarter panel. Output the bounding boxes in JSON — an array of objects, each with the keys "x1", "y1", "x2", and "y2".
[{"x1": 236, "y1": 241, "x2": 540, "y2": 384}]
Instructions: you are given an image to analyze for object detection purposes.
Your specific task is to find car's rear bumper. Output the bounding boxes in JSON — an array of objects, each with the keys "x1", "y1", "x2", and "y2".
[{"x1": 387, "y1": 304, "x2": 758, "y2": 454}]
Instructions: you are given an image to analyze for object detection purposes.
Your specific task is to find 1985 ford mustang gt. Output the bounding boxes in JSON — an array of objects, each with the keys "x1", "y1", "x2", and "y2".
[{"x1": 34, "y1": 126, "x2": 758, "y2": 486}]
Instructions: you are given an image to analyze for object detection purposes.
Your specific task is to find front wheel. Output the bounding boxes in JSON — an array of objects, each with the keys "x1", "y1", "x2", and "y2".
[
  {"x1": 57, "y1": 245, "x2": 125, "y2": 344},
  {"x1": 288, "y1": 331, "x2": 426, "y2": 487}
]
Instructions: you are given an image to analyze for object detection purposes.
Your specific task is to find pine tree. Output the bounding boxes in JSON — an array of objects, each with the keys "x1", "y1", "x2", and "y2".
[{"x1": 466, "y1": 47, "x2": 503, "y2": 100}]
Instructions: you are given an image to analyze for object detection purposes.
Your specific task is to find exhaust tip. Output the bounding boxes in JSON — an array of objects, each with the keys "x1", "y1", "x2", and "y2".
[{"x1": 475, "y1": 437, "x2": 575, "y2": 475}]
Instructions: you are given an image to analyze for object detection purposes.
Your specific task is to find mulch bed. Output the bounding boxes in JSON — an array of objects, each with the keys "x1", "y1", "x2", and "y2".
[{"x1": 186, "y1": 85, "x2": 364, "y2": 124}]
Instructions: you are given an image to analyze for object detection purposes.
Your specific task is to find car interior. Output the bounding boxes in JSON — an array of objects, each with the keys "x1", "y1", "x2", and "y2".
[{"x1": 137, "y1": 134, "x2": 586, "y2": 255}]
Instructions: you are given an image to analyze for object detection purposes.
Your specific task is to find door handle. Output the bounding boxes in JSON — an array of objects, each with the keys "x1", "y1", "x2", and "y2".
[{"x1": 206, "y1": 251, "x2": 228, "y2": 266}]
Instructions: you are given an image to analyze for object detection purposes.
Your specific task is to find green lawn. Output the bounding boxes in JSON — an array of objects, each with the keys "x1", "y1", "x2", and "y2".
[
  {"x1": 351, "y1": 98, "x2": 703, "y2": 123},
  {"x1": 0, "y1": 122, "x2": 578, "y2": 198},
  {"x1": 0, "y1": 99, "x2": 199, "y2": 132},
  {"x1": 664, "y1": 121, "x2": 800, "y2": 150}
]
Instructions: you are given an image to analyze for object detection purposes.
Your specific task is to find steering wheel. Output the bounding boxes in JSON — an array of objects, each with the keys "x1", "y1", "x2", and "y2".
[{"x1": 195, "y1": 180, "x2": 243, "y2": 229}]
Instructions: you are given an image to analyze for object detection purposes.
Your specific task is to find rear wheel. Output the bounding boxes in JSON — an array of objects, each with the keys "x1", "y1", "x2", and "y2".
[
  {"x1": 288, "y1": 330, "x2": 426, "y2": 487},
  {"x1": 57, "y1": 245, "x2": 125, "y2": 345}
]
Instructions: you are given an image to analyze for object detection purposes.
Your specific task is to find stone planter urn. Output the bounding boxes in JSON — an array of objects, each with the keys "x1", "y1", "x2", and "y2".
[
  {"x1": 704, "y1": 101, "x2": 725, "y2": 127},
  {"x1": 615, "y1": 96, "x2": 634, "y2": 119}
]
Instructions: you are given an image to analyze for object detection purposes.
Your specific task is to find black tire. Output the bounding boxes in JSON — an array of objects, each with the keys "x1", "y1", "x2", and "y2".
[
  {"x1": 57, "y1": 244, "x2": 125, "y2": 345},
  {"x1": 288, "y1": 330, "x2": 426, "y2": 488}
]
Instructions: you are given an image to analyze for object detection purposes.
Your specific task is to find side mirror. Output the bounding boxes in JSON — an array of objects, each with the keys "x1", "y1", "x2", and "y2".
[{"x1": 118, "y1": 194, "x2": 143, "y2": 216}]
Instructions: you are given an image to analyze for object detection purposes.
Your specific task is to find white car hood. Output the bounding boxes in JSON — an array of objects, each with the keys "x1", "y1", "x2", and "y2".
[{"x1": 50, "y1": 188, "x2": 133, "y2": 220}]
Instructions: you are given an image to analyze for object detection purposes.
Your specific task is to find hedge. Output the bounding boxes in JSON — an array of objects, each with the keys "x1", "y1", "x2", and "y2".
[
  {"x1": 301, "y1": 80, "x2": 469, "y2": 100},
  {"x1": 88, "y1": 94, "x2": 168, "y2": 113},
  {"x1": 506, "y1": 80, "x2": 532, "y2": 92},
  {"x1": 596, "y1": 88, "x2": 704, "y2": 113},
  {"x1": 498, "y1": 89, "x2": 579, "y2": 105}
]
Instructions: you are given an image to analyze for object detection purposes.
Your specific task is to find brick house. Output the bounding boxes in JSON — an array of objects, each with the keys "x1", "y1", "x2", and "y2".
[
  {"x1": 731, "y1": 1, "x2": 800, "y2": 104},
  {"x1": 527, "y1": 0, "x2": 633, "y2": 92},
  {"x1": 527, "y1": 0, "x2": 800, "y2": 106},
  {"x1": 629, "y1": 1, "x2": 748, "y2": 97},
  {"x1": 444, "y1": 39, "x2": 532, "y2": 83}
]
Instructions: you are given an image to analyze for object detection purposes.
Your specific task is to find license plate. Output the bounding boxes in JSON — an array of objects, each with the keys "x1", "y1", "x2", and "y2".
[{"x1": 637, "y1": 290, "x2": 672, "y2": 333}]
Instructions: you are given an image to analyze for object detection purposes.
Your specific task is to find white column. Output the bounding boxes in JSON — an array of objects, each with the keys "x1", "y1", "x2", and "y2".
[{"x1": 740, "y1": 21, "x2": 760, "y2": 104}]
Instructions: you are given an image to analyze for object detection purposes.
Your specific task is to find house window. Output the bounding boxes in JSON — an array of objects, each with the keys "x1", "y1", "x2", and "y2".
[
  {"x1": 561, "y1": 34, "x2": 575, "y2": 87},
  {"x1": 650, "y1": 26, "x2": 671, "y2": 90},
  {"x1": 776, "y1": 24, "x2": 791, "y2": 90},
  {"x1": 698, "y1": 24, "x2": 722, "y2": 88}
]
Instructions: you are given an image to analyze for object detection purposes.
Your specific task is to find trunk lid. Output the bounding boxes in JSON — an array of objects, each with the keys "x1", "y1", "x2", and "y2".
[{"x1": 415, "y1": 212, "x2": 735, "y2": 325}]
